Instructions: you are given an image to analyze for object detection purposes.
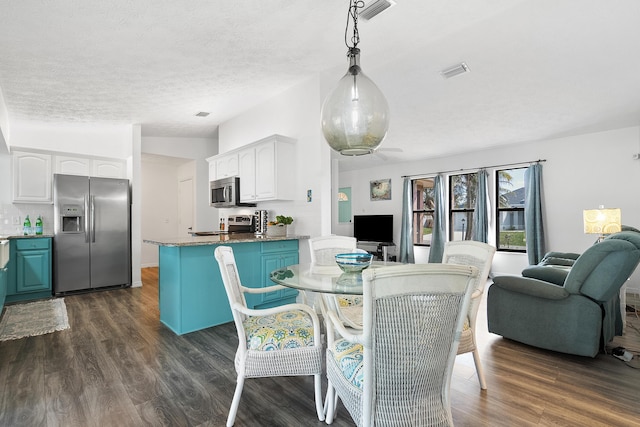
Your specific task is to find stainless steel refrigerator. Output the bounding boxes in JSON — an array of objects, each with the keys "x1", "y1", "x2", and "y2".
[{"x1": 53, "y1": 174, "x2": 131, "y2": 294}]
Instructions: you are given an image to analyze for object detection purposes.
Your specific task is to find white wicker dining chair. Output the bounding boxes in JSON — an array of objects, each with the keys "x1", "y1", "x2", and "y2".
[
  {"x1": 214, "y1": 246, "x2": 324, "y2": 427},
  {"x1": 324, "y1": 263, "x2": 478, "y2": 426},
  {"x1": 309, "y1": 235, "x2": 364, "y2": 330},
  {"x1": 442, "y1": 240, "x2": 496, "y2": 390}
]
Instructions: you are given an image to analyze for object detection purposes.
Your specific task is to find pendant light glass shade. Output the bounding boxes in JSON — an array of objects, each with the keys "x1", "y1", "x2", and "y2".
[{"x1": 321, "y1": 48, "x2": 390, "y2": 156}]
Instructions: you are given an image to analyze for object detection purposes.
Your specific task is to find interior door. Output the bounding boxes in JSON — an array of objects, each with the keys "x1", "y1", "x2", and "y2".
[{"x1": 178, "y1": 178, "x2": 194, "y2": 237}]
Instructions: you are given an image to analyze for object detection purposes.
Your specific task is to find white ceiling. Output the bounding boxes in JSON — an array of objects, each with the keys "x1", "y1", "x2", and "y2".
[{"x1": 1, "y1": 1, "x2": 639, "y2": 171}]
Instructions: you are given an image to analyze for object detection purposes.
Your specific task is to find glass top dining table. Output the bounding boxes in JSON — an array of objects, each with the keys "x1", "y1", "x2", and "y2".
[{"x1": 269, "y1": 261, "x2": 398, "y2": 295}]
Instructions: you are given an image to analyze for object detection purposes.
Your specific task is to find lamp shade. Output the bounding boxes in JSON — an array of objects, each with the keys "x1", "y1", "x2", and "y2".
[
  {"x1": 321, "y1": 48, "x2": 390, "y2": 156},
  {"x1": 583, "y1": 208, "x2": 621, "y2": 235}
]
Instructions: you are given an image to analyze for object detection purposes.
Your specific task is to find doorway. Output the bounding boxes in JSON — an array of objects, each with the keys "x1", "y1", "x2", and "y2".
[{"x1": 178, "y1": 178, "x2": 194, "y2": 237}]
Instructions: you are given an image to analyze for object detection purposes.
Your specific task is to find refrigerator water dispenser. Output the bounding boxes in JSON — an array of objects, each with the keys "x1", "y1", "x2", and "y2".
[{"x1": 61, "y1": 204, "x2": 83, "y2": 232}]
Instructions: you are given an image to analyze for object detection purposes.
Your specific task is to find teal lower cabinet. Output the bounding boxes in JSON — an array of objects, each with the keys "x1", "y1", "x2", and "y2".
[
  {"x1": 0, "y1": 267, "x2": 7, "y2": 317},
  {"x1": 157, "y1": 239, "x2": 300, "y2": 335},
  {"x1": 6, "y1": 238, "x2": 53, "y2": 304},
  {"x1": 254, "y1": 240, "x2": 299, "y2": 309}
]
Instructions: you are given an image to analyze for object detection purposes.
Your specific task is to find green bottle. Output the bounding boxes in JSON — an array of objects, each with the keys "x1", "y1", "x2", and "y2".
[
  {"x1": 23, "y1": 215, "x2": 31, "y2": 235},
  {"x1": 35, "y1": 215, "x2": 43, "y2": 235}
]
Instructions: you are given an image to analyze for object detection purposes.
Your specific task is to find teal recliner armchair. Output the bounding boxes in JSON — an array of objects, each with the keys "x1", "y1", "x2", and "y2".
[{"x1": 487, "y1": 231, "x2": 640, "y2": 357}]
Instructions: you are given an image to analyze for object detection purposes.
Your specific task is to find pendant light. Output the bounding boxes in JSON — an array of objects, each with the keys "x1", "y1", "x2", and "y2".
[{"x1": 321, "y1": 0, "x2": 390, "y2": 156}]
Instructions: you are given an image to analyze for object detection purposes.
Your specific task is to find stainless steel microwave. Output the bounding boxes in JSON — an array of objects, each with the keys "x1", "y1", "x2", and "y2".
[{"x1": 210, "y1": 176, "x2": 255, "y2": 208}]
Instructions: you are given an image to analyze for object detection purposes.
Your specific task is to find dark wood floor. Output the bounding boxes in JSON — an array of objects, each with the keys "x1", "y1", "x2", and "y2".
[{"x1": 1, "y1": 268, "x2": 639, "y2": 426}]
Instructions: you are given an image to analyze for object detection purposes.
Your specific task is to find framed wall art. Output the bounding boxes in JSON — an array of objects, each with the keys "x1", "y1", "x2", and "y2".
[{"x1": 370, "y1": 178, "x2": 391, "y2": 201}]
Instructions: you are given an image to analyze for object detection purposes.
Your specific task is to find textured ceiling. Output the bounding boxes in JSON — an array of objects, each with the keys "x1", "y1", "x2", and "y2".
[{"x1": 1, "y1": 1, "x2": 640, "y2": 170}]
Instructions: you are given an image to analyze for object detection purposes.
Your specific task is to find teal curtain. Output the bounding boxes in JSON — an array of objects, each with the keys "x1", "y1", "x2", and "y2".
[
  {"x1": 399, "y1": 177, "x2": 415, "y2": 263},
  {"x1": 525, "y1": 163, "x2": 546, "y2": 264},
  {"x1": 472, "y1": 169, "x2": 489, "y2": 243},
  {"x1": 428, "y1": 175, "x2": 445, "y2": 263}
]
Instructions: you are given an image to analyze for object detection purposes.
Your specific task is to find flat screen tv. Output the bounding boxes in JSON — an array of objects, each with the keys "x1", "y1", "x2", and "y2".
[{"x1": 353, "y1": 214, "x2": 393, "y2": 244}]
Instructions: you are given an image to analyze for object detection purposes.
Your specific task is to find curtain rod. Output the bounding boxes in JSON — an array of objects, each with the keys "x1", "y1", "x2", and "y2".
[{"x1": 401, "y1": 159, "x2": 546, "y2": 179}]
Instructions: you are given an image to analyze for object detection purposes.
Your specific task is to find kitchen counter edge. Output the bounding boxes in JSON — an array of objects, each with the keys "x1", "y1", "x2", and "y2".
[
  {"x1": 2, "y1": 234, "x2": 54, "y2": 239},
  {"x1": 143, "y1": 233, "x2": 309, "y2": 247}
]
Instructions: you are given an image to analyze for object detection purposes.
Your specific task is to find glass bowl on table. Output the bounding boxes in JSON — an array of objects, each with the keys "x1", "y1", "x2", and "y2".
[{"x1": 335, "y1": 252, "x2": 374, "y2": 274}]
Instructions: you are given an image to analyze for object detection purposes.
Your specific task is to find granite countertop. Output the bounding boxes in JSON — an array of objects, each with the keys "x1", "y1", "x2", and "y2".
[
  {"x1": 1, "y1": 234, "x2": 54, "y2": 239},
  {"x1": 143, "y1": 233, "x2": 309, "y2": 247}
]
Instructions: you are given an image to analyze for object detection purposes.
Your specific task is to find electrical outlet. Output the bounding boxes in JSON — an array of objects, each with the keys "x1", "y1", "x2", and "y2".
[{"x1": 12, "y1": 216, "x2": 20, "y2": 225}]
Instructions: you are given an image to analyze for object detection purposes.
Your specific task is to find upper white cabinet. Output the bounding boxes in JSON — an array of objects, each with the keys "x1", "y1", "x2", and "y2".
[
  {"x1": 91, "y1": 159, "x2": 126, "y2": 178},
  {"x1": 238, "y1": 148, "x2": 256, "y2": 202},
  {"x1": 207, "y1": 135, "x2": 296, "y2": 203},
  {"x1": 242, "y1": 135, "x2": 296, "y2": 202},
  {"x1": 208, "y1": 160, "x2": 216, "y2": 182},
  {"x1": 13, "y1": 151, "x2": 127, "y2": 203},
  {"x1": 215, "y1": 154, "x2": 239, "y2": 179},
  {"x1": 12, "y1": 151, "x2": 53, "y2": 203},
  {"x1": 55, "y1": 155, "x2": 126, "y2": 178},
  {"x1": 55, "y1": 155, "x2": 91, "y2": 176}
]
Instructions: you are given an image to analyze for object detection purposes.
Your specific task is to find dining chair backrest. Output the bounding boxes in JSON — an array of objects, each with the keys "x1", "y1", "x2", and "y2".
[
  {"x1": 442, "y1": 240, "x2": 495, "y2": 296},
  {"x1": 215, "y1": 246, "x2": 249, "y2": 329},
  {"x1": 441, "y1": 240, "x2": 496, "y2": 390},
  {"x1": 360, "y1": 264, "x2": 477, "y2": 425},
  {"x1": 309, "y1": 235, "x2": 357, "y2": 266}
]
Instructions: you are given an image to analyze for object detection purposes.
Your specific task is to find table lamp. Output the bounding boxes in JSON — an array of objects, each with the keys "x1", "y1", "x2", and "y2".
[{"x1": 583, "y1": 207, "x2": 621, "y2": 242}]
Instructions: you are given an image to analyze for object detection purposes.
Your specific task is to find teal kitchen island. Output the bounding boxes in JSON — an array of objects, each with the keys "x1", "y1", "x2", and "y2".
[{"x1": 144, "y1": 233, "x2": 306, "y2": 335}]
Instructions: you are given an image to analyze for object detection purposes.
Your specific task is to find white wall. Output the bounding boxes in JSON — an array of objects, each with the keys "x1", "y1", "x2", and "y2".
[
  {"x1": 218, "y1": 76, "x2": 332, "y2": 263},
  {"x1": 338, "y1": 126, "x2": 640, "y2": 292},
  {"x1": 130, "y1": 125, "x2": 142, "y2": 287},
  {"x1": 0, "y1": 85, "x2": 9, "y2": 153},
  {"x1": 140, "y1": 155, "x2": 181, "y2": 267},
  {"x1": 140, "y1": 136, "x2": 218, "y2": 267},
  {"x1": 10, "y1": 120, "x2": 132, "y2": 159},
  {"x1": 142, "y1": 136, "x2": 217, "y2": 233}
]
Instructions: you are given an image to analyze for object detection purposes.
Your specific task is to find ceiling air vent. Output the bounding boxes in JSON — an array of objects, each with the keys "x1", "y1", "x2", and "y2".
[
  {"x1": 195, "y1": 112, "x2": 210, "y2": 117},
  {"x1": 360, "y1": 0, "x2": 396, "y2": 20},
  {"x1": 441, "y1": 62, "x2": 470, "y2": 79}
]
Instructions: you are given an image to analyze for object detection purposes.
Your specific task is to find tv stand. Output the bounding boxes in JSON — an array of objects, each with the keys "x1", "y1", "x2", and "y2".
[{"x1": 357, "y1": 241, "x2": 396, "y2": 262}]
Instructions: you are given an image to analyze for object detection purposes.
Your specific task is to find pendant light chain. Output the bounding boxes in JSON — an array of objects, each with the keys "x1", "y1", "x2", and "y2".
[
  {"x1": 344, "y1": 0, "x2": 364, "y2": 49},
  {"x1": 321, "y1": 0, "x2": 390, "y2": 156}
]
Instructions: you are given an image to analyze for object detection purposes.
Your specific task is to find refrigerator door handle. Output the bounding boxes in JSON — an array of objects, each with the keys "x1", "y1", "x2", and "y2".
[
  {"x1": 84, "y1": 195, "x2": 90, "y2": 243},
  {"x1": 90, "y1": 195, "x2": 96, "y2": 243}
]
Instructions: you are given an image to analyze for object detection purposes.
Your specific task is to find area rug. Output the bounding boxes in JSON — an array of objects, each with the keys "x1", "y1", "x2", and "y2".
[{"x1": 0, "y1": 298, "x2": 69, "y2": 341}]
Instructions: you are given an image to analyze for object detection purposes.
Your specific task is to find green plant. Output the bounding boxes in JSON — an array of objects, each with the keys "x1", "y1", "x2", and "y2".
[{"x1": 275, "y1": 215, "x2": 293, "y2": 225}]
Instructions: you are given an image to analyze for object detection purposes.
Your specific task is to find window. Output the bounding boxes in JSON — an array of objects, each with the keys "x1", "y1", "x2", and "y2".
[
  {"x1": 412, "y1": 178, "x2": 435, "y2": 245},
  {"x1": 496, "y1": 167, "x2": 526, "y2": 251},
  {"x1": 449, "y1": 173, "x2": 477, "y2": 241}
]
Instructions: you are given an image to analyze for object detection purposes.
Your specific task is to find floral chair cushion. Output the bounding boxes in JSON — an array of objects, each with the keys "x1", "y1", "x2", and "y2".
[
  {"x1": 337, "y1": 295, "x2": 363, "y2": 307},
  {"x1": 243, "y1": 310, "x2": 315, "y2": 351},
  {"x1": 329, "y1": 339, "x2": 364, "y2": 390}
]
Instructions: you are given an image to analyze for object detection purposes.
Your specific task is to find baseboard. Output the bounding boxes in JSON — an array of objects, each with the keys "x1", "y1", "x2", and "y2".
[{"x1": 141, "y1": 262, "x2": 158, "y2": 268}]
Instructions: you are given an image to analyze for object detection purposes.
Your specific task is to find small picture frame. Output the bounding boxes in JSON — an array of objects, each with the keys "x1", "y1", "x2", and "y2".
[{"x1": 370, "y1": 178, "x2": 391, "y2": 201}]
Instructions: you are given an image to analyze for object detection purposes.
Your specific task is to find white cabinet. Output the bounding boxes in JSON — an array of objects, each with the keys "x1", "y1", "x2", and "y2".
[
  {"x1": 215, "y1": 154, "x2": 238, "y2": 179},
  {"x1": 14, "y1": 151, "x2": 127, "y2": 204},
  {"x1": 91, "y1": 159, "x2": 126, "y2": 178},
  {"x1": 12, "y1": 152, "x2": 52, "y2": 203},
  {"x1": 240, "y1": 135, "x2": 296, "y2": 202},
  {"x1": 208, "y1": 135, "x2": 296, "y2": 203},
  {"x1": 208, "y1": 160, "x2": 216, "y2": 182},
  {"x1": 238, "y1": 148, "x2": 256, "y2": 202},
  {"x1": 54, "y1": 155, "x2": 91, "y2": 176},
  {"x1": 54, "y1": 155, "x2": 126, "y2": 178}
]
